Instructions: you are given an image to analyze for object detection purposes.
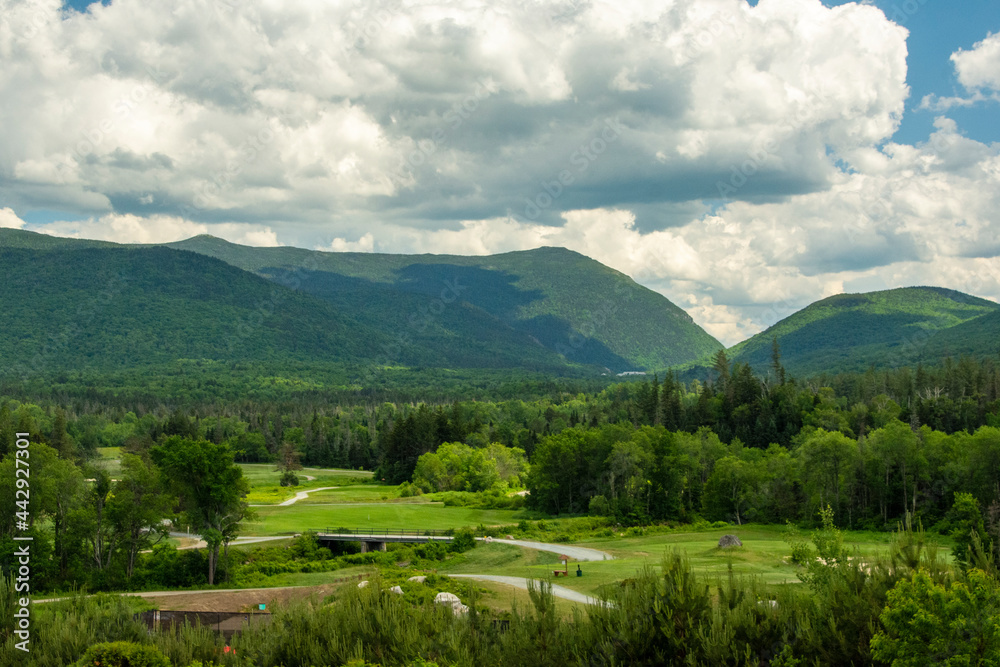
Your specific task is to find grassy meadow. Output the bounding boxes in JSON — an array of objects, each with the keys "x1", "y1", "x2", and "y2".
[{"x1": 148, "y1": 459, "x2": 956, "y2": 615}]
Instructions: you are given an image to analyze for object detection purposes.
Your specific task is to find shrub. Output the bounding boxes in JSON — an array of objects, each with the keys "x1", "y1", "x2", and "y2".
[
  {"x1": 77, "y1": 642, "x2": 170, "y2": 667},
  {"x1": 589, "y1": 495, "x2": 610, "y2": 516},
  {"x1": 279, "y1": 470, "x2": 299, "y2": 487},
  {"x1": 451, "y1": 528, "x2": 476, "y2": 553}
]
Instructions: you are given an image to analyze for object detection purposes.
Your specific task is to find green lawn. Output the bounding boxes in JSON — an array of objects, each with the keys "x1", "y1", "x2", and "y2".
[
  {"x1": 92, "y1": 447, "x2": 122, "y2": 477},
  {"x1": 248, "y1": 503, "x2": 524, "y2": 535},
  {"x1": 438, "y1": 525, "x2": 954, "y2": 598},
  {"x1": 239, "y1": 463, "x2": 373, "y2": 486}
]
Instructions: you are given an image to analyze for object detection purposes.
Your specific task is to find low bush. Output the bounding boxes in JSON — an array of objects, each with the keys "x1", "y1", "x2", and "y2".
[{"x1": 77, "y1": 642, "x2": 170, "y2": 667}]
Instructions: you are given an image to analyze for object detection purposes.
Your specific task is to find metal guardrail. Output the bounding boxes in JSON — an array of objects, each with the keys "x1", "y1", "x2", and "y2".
[{"x1": 316, "y1": 528, "x2": 453, "y2": 538}]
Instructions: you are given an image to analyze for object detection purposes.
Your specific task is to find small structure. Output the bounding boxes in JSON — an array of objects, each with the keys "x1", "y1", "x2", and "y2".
[
  {"x1": 553, "y1": 555, "x2": 571, "y2": 577},
  {"x1": 718, "y1": 534, "x2": 743, "y2": 548}
]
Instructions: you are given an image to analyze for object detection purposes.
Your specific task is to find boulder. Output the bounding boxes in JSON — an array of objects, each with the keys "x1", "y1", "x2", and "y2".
[
  {"x1": 357, "y1": 580, "x2": 369, "y2": 588},
  {"x1": 434, "y1": 592, "x2": 461, "y2": 606},
  {"x1": 434, "y1": 591, "x2": 468, "y2": 614},
  {"x1": 506, "y1": 535, "x2": 514, "y2": 540},
  {"x1": 718, "y1": 534, "x2": 743, "y2": 548},
  {"x1": 408, "y1": 575, "x2": 427, "y2": 583},
  {"x1": 389, "y1": 585, "x2": 404, "y2": 595}
]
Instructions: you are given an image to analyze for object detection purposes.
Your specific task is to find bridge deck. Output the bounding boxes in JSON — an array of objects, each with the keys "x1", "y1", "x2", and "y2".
[
  {"x1": 314, "y1": 529, "x2": 455, "y2": 545},
  {"x1": 316, "y1": 533, "x2": 454, "y2": 544}
]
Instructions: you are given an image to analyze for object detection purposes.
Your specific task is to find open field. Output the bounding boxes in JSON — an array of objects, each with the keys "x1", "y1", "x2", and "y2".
[
  {"x1": 248, "y1": 502, "x2": 524, "y2": 535},
  {"x1": 241, "y1": 464, "x2": 378, "y2": 504},
  {"x1": 437, "y1": 525, "x2": 954, "y2": 598},
  {"x1": 93, "y1": 446, "x2": 123, "y2": 476},
  {"x1": 239, "y1": 463, "x2": 372, "y2": 485}
]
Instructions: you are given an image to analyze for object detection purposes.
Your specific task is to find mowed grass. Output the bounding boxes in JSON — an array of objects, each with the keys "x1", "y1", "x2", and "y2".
[
  {"x1": 438, "y1": 525, "x2": 953, "y2": 598},
  {"x1": 93, "y1": 447, "x2": 122, "y2": 477},
  {"x1": 248, "y1": 485, "x2": 426, "y2": 506},
  {"x1": 239, "y1": 463, "x2": 372, "y2": 486},
  {"x1": 248, "y1": 502, "x2": 523, "y2": 535}
]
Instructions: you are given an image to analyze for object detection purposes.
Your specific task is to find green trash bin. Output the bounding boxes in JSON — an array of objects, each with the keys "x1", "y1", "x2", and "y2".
[{"x1": 576, "y1": 565, "x2": 582, "y2": 577}]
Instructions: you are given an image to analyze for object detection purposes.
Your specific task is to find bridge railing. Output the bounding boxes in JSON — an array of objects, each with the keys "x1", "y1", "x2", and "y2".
[{"x1": 316, "y1": 528, "x2": 453, "y2": 538}]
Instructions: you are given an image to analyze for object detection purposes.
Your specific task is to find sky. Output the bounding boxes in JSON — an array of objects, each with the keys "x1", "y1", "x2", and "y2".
[{"x1": 1, "y1": 0, "x2": 999, "y2": 346}]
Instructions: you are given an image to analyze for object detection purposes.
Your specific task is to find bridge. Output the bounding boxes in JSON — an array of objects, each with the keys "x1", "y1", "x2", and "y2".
[{"x1": 314, "y1": 528, "x2": 455, "y2": 553}]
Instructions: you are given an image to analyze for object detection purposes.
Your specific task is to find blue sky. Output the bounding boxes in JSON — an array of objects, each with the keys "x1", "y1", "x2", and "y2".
[
  {"x1": 823, "y1": 0, "x2": 999, "y2": 145},
  {"x1": 4, "y1": 0, "x2": 999, "y2": 344}
]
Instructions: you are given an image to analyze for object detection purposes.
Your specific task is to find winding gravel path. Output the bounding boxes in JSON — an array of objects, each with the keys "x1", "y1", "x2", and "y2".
[
  {"x1": 448, "y1": 574, "x2": 607, "y2": 606},
  {"x1": 277, "y1": 486, "x2": 338, "y2": 506},
  {"x1": 480, "y1": 538, "x2": 612, "y2": 561}
]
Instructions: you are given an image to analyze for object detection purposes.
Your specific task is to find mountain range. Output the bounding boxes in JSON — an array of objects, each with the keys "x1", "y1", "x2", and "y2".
[
  {"x1": 2, "y1": 228, "x2": 998, "y2": 383},
  {"x1": 0, "y1": 229, "x2": 720, "y2": 377}
]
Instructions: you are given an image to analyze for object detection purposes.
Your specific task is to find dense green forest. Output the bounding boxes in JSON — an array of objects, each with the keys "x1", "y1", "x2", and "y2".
[{"x1": 3, "y1": 352, "x2": 999, "y2": 592}]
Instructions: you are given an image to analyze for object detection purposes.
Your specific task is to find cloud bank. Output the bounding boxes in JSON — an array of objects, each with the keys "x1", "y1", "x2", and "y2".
[{"x1": 1, "y1": 0, "x2": 998, "y2": 344}]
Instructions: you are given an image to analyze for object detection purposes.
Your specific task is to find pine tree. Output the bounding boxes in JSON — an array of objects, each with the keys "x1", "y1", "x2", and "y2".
[
  {"x1": 49, "y1": 408, "x2": 74, "y2": 459},
  {"x1": 0, "y1": 403, "x2": 12, "y2": 458},
  {"x1": 771, "y1": 336, "x2": 786, "y2": 385}
]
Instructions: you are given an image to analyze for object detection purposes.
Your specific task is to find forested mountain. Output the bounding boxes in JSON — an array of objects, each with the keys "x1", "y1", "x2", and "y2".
[
  {"x1": 7, "y1": 229, "x2": 999, "y2": 383},
  {"x1": 165, "y1": 235, "x2": 722, "y2": 371},
  {"x1": 727, "y1": 287, "x2": 1000, "y2": 376},
  {"x1": 0, "y1": 243, "x2": 398, "y2": 372},
  {"x1": 0, "y1": 229, "x2": 721, "y2": 377}
]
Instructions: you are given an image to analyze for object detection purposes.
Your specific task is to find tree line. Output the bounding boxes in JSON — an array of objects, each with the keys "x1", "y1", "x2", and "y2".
[{"x1": 0, "y1": 433, "x2": 252, "y2": 591}]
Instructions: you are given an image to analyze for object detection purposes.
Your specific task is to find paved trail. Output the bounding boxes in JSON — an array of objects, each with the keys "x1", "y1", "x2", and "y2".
[
  {"x1": 481, "y1": 538, "x2": 612, "y2": 561},
  {"x1": 277, "y1": 486, "x2": 338, "y2": 506},
  {"x1": 170, "y1": 533, "x2": 296, "y2": 550},
  {"x1": 448, "y1": 574, "x2": 607, "y2": 606}
]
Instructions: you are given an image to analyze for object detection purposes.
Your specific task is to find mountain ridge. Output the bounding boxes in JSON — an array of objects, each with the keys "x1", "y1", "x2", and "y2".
[{"x1": 726, "y1": 286, "x2": 1000, "y2": 377}]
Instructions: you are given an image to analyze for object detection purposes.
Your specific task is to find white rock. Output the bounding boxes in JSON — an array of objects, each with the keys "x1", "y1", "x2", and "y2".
[
  {"x1": 357, "y1": 580, "x2": 369, "y2": 588},
  {"x1": 389, "y1": 585, "x2": 404, "y2": 595},
  {"x1": 408, "y1": 575, "x2": 427, "y2": 583},
  {"x1": 434, "y1": 592, "x2": 462, "y2": 606},
  {"x1": 484, "y1": 536, "x2": 493, "y2": 543}
]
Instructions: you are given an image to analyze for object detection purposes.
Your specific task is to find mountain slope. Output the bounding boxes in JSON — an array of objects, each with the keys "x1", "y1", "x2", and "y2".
[
  {"x1": 0, "y1": 243, "x2": 403, "y2": 373},
  {"x1": 918, "y1": 309, "x2": 1000, "y2": 361},
  {"x1": 166, "y1": 235, "x2": 722, "y2": 370},
  {"x1": 729, "y1": 287, "x2": 1000, "y2": 376}
]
